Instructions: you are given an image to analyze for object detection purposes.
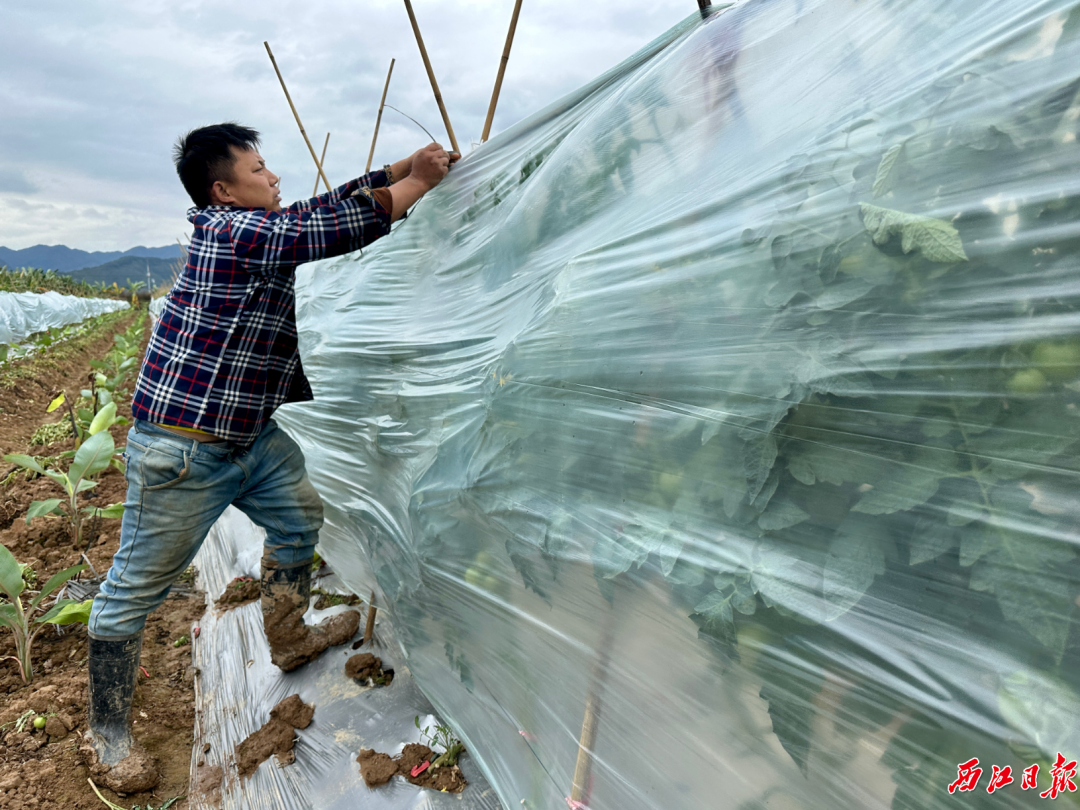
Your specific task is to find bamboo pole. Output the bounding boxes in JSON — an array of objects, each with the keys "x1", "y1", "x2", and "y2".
[
  {"x1": 569, "y1": 618, "x2": 616, "y2": 804},
  {"x1": 313, "y1": 132, "x2": 331, "y2": 196},
  {"x1": 481, "y1": 0, "x2": 524, "y2": 143},
  {"x1": 366, "y1": 59, "x2": 396, "y2": 173},
  {"x1": 264, "y1": 40, "x2": 333, "y2": 192},
  {"x1": 402, "y1": 0, "x2": 460, "y2": 153},
  {"x1": 363, "y1": 591, "x2": 378, "y2": 645}
]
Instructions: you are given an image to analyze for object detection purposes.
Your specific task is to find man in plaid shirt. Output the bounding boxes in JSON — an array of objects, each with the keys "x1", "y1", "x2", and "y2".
[{"x1": 81, "y1": 123, "x2": 457, "y2": 791}]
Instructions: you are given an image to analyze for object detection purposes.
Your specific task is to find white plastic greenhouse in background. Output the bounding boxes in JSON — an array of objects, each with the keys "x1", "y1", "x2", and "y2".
[
  {"x1": 256, "y1": 0, "x2": 1080, "y2": 808},
  {"x1": 0, "y1": 292, "x2": 128, "y2": 347}
]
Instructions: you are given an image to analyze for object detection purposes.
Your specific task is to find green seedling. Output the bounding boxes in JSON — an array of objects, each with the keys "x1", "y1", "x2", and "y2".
[
  {"x1": 4, "y1": 429, "x2": 125, "y2": 549},
  {"x1": 48, "y1": 391, "x2": 128, "y2": 458},
  {"x1": 1, "y1": 709, "x2": 38, "y2": 733},
  {"x1": 0, "y1": 548, "x2": 91, "y2": 683},
  {"x1": 414, "y1": 716, "x2": 464, "y2": 768}
]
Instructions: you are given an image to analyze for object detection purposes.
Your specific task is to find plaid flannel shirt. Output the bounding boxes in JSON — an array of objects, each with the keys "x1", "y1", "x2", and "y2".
[{"x1": 131, "y1": 170, "x2": 392, "y2": 446}]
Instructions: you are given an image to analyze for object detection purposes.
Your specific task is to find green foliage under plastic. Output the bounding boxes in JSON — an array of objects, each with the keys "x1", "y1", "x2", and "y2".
[{"x1": 280, "y1": 1, "x2": 1080, "y2": 807}]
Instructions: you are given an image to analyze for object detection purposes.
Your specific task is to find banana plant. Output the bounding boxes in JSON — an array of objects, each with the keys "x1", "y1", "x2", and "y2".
[
  {"x1": 84, "y1": 316, "x2": 144, "y2": 406},
  {"x1": 3, "y1": 428, "x2": 124, "y2": 550},
  {"x1": 47, "y1": 392, "x2": 128, "y2": 460},
  {"x1": 0, "y1": 548, "x2": 91, "y2": 683}
]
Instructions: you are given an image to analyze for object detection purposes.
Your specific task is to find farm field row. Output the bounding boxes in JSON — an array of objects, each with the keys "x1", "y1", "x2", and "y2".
[{"x1": 0, "y1": 307, "x2": 199, "y2": 810}]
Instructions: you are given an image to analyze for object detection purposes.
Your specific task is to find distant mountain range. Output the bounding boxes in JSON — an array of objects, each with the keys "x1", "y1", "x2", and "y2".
[
  {"x1": 68, "y1": 256, "x2": 179, "y2": 289},
  {"x1": 0, "y1": 243, "x2": 182, "y2": 274}
]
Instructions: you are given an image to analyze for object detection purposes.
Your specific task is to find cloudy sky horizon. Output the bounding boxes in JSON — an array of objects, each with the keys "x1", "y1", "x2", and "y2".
[{"x1": 0, "y1": 1, "x2": 698, "y2": 252}]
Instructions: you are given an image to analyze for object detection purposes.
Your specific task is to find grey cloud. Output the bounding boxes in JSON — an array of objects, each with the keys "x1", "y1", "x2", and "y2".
[
  {"x1": 0, "y1": 168, "x2": 37, "y2": 194},
  {"x1": 1, "y1": 0, "x2": 695, "y2": 249}
]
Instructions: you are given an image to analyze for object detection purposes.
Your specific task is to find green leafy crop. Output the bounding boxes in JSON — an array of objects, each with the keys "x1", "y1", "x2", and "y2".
[{"x1": 0, "y1": 549, "x2": 90, "y2": 683}]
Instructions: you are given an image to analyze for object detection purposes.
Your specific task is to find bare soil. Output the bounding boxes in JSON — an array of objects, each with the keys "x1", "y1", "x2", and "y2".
[{"x1": 0, "y1": 310, "x2": 206, "y2": 810}]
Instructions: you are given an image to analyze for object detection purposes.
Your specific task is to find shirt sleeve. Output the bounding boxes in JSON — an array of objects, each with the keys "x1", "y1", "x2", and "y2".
[
  {"x1": 229, "y1": 190, "x2": 392, "y2": 276},
  {"x1": 287, "y1": 169, "x2": 390, "y2": 214}
]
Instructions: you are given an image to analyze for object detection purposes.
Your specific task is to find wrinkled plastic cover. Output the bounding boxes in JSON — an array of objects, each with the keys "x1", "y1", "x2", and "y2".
[
  {"x1": 149, "y1": 294, "x2": 165, "y2": 323},
  {"x1": 0, "y1": 291, "x2": 128, "y2": 346},
  {"x1": 188, "y1": 507, "x2": 502, "y2": 810},
  {"x1": 279, "y1": 2, "x2": 1080, "y2": 808}
]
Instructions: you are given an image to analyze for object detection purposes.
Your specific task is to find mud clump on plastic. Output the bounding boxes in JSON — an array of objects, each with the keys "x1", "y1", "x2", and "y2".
[
  {"x1": 356, "y1": 743, "x2": 468, "y2": 793},
  {"x1": 357, "y1": 748, "x2": 398, "y2": 787},
  {"x1": 214, "y1": 576, "x2": 260, "y2": 611},
  {"x1": 345, "y1": 652, "x2": 394, "y2": 686},
  {"x1": 270, "y1": 694, "x2": 315, "y2": 728},
  {"x1": 398, "y1": 743, "x2": 467, "y2": 793},
  {"x1": 235, "y1": 694, "x2": 314, "y2": 778}
]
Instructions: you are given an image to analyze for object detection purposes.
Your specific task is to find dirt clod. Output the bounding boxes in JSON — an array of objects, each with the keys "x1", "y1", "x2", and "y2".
[
  {"x1": 234, "y1": 694, "x2": 314, "y2": 779},
  {"x1": 43, "y1": 716, "x2": 67, "y2": 738},
  {"x1": 344, "y1": 653, "x2": 394, "y2": 686},
  {"x1": 357, "y1": 748, "x2": 398, "y2": 787},
  {"x1": 270, "y1": 693, "x2": 314, "y2": 729},
  {"x1": 214, "y1": 576, "x2": 261, "y2": 611}
]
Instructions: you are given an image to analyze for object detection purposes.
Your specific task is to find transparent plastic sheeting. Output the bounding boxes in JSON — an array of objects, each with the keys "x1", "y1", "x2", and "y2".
[
  {"x1": 188, "y1": 506, "x2": 502, "y2": 810},
  {"x1": 0, "y1": 291, "x2": 128, "y2": 346},
  {"x1": 276, "y1": 2, "x2": 1080, "y2": 808},
  {"x1": 149, "y1": 295, "x2": 165, "y2": 323}
]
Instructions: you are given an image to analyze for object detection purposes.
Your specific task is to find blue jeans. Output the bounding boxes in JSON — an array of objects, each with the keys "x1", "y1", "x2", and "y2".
[{"x1": 88, "y1": 419, "x2": 324, "y2": 639}]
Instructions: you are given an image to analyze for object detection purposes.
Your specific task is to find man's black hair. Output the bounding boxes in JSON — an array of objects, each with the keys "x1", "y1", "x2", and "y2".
[{"x1": 173, "y1": 123, "x2": 261, "y2": 208}]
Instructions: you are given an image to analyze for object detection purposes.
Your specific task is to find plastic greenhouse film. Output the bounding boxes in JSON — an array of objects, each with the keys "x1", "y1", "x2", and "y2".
[
  {"x1": 149, "y1": 295, "x2": 166, "y2": 324},
  {"x1": 0, "y1": 291, "x2": 128, "y2": 346},
  {"x1": 273, "y1": 1, "x2": 1080, "y2": 808}
]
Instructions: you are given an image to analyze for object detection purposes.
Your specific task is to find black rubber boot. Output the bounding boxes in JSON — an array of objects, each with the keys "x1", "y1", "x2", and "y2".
[
  {"x1": 261, "y1": 561, "x2": 360, "y2": 673},
  {"x1": 79, "y1": 634, "x2": 159, "y2": 793}
]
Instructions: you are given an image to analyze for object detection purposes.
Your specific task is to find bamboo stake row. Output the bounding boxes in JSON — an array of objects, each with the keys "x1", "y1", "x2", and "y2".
[
  {"x1": 366, "y1": 59, "x2": 396, "y2": 173},
  {"x1": 264, "y1": 41, "x2": 333, "y2": 193},
  {"x1": 313, "y1": 132, "x2": 331, "y2": 196},
  {"x1": 482, "y1": 0, "x2": 524, "y2": 142},
  {"x1": 403, "y1": 0, "x2": 460, "y2": 154}
]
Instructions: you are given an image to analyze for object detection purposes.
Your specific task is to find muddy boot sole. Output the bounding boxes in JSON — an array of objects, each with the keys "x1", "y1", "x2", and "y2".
[{"x1": 80, "y1": 731, "x2": 160, "y2": 793}]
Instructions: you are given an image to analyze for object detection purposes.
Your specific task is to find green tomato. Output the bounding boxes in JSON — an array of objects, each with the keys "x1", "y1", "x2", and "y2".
[
  {"x1": 658, "y1": 472, "x2": 682, "y2": 499},
  {"x1": 32, "y1": 715, "x2": 46, "y2": 730},
  {"x1": 1031, "y1": 341, "x2": 1080, "y2": 380},
  {"x1": 464, "y1": 567, "x2": 485, "y2": 588},
  {"x1": 1007, "y1": 368, "x2": 1047, "y2": 395},
  {"x1": 838, "y1": 254, "x2": 864, "y2": 274}
]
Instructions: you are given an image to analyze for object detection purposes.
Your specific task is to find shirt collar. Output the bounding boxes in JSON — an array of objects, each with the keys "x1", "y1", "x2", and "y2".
[{"x1": 187, "y1": 204, "x2": 266, "y2": 222}]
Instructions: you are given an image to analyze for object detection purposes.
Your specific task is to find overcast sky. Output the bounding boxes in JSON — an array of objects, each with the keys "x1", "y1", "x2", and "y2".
[{"x1": 0, "y1": 1, "x2": 698, "y2": 251}]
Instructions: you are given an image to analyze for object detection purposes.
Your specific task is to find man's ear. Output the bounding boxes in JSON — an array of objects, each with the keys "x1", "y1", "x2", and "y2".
[{"x1": 209, "y1": 180, "x2": 234, "y2": 206}]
